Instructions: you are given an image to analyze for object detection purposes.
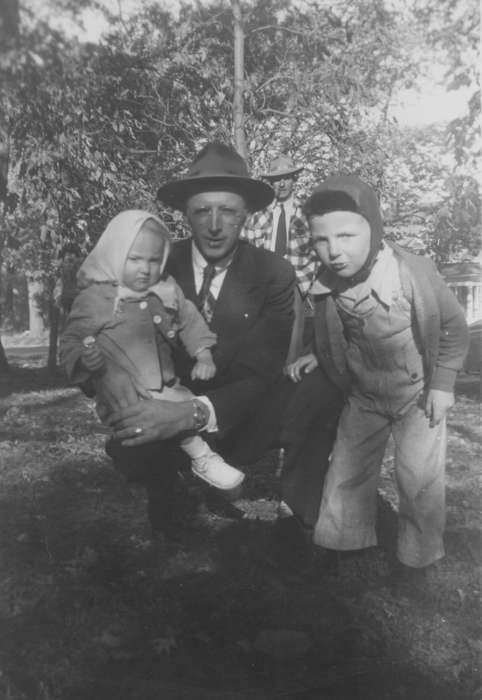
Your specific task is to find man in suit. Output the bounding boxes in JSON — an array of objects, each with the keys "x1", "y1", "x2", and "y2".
[{"x1": 104, "y1": 142, "x2": 295, "y2": 534}]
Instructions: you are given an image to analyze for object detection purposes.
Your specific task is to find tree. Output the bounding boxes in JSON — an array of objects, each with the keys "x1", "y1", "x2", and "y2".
[
  {"x1": 2, "y1": 0, "x2": 477, "y2": 376},
  {"x1": 232, "y1": 0, "x2": 247, "y2": 159},
  {"x1": 0, "y1": 0, "x2": 20, "y2": 370},
  {"x1": 382, "y1": 123, "x2": 481, "y2": 262},
  {"x1": 413, "y1": 0, "x2": 480, "y2": 166},
  {"x1": 380, "y1": 0, "x2": 480, "y2": 262}
]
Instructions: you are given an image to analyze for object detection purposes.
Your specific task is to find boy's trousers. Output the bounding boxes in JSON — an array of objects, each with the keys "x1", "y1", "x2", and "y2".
[{"x1": 313, "y1": 394, "x2": 446, "y2": 568}]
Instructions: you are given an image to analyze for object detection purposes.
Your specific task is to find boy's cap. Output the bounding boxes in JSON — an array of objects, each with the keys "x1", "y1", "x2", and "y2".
[
  {"x1": 305, "y1": 175, "x2": 385, "y2": 282},
  {"x1": 157, "y1": 142, "x2": 274, "y2": 213},
  {"x1": 304, "y1": 175, "x2": 384, "y2": 241},
  {"x1": 261, "y1": 155, "x2": 304, "y2": 179},
  {"x1": 304, "y1": 175, "x2": 375, "y2": 216},
  {"x1": 304, "y1": 189, "x2": 361, "y2": 218}
]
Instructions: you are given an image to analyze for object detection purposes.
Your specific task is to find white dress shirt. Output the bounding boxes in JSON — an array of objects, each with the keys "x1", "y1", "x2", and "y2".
[
  {"x1": 191, "y1": 241, "x2": 230, "y2": 299},
  {"x1": 268, "y1": 196, "x2": 295, "y2": 251}
]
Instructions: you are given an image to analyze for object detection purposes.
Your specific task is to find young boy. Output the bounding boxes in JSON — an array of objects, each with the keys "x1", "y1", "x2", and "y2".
[{"x1": 288, "y1": 175, "x2": 468, "y2": 572}]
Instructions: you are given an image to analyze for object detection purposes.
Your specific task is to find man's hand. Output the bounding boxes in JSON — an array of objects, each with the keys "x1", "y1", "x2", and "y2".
[
  {"x1": 285, "y1": 353, "x2": 319, "y2": 383},
  {"x1": 106, "y1": 399, "x2": 193, "y2": 446},
  {"x1": 424, "y1": 389, "x2": 454, "y2": 428},
  {"x1": 191, "y1": 349, "x2": 216, "y2": 381},
  {"x1": 92, "y1": 363, "x2": 150, "y2": 413}
]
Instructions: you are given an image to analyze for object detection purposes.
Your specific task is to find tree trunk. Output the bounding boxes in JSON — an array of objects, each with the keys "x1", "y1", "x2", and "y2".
[
  {"x1": 0, "y1": 338, "x2": 8, "y2": 371},
  {"x1": 231, "y1": 0, "x2": 247, "y2": 160},
  {"x1": 0, "y1": 0, "x2": 20, "y2": 376},
  {"x1": 47, "y1": 300, "x2": 59, "y2": 373},
  {"x1": 0, "y1": 0, "x2": 19, "y2": 48},
  {"x1": 27, "y1": 277, "x2": 46, "y2": 337}
]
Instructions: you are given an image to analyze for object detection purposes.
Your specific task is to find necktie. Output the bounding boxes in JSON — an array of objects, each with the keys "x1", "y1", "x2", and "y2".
[
  {"x1": 274, "y1": 203, "x2": 287, "y2": 257},
  {"x1": 198, "y1": 263, "x2": 216, "y2": 324}
]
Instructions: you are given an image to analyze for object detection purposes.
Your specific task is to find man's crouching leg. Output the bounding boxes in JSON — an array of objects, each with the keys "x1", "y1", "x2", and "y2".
[{"x1": 105, "y1": 438, "x2": 190, "y2": 536}]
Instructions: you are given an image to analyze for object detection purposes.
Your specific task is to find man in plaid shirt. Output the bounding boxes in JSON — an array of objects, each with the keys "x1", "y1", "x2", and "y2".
[
  {"x1": 243, "y1": 155, "x2": 317, "y2": 296},
  {"x1": 242, "y1": 155, "x2": 318, "y2": 360}
]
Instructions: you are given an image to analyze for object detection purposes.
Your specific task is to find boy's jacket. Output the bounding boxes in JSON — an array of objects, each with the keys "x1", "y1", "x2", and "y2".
[{"x1": 313, "y1": 242, "x2": 469, "y2": 394}]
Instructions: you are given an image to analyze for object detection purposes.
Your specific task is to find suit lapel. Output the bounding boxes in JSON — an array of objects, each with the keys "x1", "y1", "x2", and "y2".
[
  {"x1": 210, "y1": 243, "x2": 262, "y2": 369},
  {"x1": 213, "y1": 243, "x2": 260, "y2": 325},
  {"x1": 170, "y1": 239, "x2": 197, "y2": 304}
]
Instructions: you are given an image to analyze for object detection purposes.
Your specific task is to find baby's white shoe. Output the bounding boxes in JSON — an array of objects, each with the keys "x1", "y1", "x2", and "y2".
[{"x1": 191, "y1": 452, "x2": 245, "y2": 490}]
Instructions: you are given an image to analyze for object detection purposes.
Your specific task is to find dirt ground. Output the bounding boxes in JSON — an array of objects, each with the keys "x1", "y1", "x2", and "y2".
[{"x1": 0, "y1": 364, "x2": 480, "y2": 700}]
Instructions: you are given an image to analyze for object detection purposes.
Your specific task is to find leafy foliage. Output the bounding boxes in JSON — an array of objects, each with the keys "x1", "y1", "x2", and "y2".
[
  {"x1": 382, "y1": 0, "x2": 481, "y2": 261},
  {"x1": 0, "y1": 0, "x2": 479, "y2": 354}
]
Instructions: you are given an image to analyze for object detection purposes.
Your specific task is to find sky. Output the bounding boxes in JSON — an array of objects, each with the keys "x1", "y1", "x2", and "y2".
[
  {"x1": 390, "y1": 86, "x2": 471, "y2": 128},
  {"x1": 24, "y1": 0, "x2": 471, "y2": 129}
]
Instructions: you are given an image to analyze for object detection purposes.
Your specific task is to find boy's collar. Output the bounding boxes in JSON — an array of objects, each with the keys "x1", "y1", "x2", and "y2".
[
  {"x1": 312, "y1": 243, "x2": 398, "y2": 306},
  {"x1": 368, "y1": 244, "x2": 398, "y2": 306}
]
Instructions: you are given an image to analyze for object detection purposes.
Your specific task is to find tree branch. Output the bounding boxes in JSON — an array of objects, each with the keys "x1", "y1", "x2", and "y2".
[{"x1": 248, "y1": 24, "x2": 308, "y2": 37}]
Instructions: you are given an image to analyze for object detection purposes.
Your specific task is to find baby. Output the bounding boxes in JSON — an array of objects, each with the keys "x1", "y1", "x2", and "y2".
[{"x1": 61, "y1": 209, "x2": 244, "y2": 491}]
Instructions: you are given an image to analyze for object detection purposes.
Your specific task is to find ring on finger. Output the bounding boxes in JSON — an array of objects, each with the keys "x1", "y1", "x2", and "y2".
[{"x1": 134, "y1": 427, "x2": 143, "y2": 435}]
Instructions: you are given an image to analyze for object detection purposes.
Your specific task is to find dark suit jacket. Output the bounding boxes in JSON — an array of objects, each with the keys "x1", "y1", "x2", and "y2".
[{"x1": 166, "y1": 239, "x2": 295, "y2": 435}]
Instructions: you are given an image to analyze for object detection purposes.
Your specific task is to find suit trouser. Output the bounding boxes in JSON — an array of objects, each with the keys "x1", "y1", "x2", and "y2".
[
  {"x1": 279, "y1": 369, "x2": 344, "y2": 527},
  {"x1": 106, "y1": 378, "x2": 276, "y2": 530},
  {"x1": 106, "y1": 438, "x2": 190, "y2": 532},
  {"x1": 313, "y1": 395, "x2": 447, "y2": 567},
  {"x1": 106, "y1": 369, "x2": 344, "y2": 531},
  {"x1": 227, "y1": 368, "x2": 344, "y2": 527}
]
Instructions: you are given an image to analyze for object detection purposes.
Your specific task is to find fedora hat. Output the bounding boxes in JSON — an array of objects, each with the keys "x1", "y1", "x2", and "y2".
[
  {"x1": 261, "y1": 155, "x2": 304, "y2": 179},
  {"x1": 157, "y1": 142, "x2": 274, "y2": 213}
]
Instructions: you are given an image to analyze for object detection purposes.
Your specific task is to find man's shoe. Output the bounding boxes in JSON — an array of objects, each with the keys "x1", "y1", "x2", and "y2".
[
  {"x1": 203, "y1": 489, "x2": 246, "y2": 520},
  {"x1": 272, "y1": 516, "x2": 313, "y2": 573},
  {"x1": 311, "y1": 545, "x2": 338, "y2": 574},
  {"x1": 146, "y1": 475, "x2": 196, "y2": 539},
  {"x1": 386, "y1": 561, "x2": 430, "y2": 597},
  {"x1": 191, "y1": 452, "x2": 245, "y2": 490}
]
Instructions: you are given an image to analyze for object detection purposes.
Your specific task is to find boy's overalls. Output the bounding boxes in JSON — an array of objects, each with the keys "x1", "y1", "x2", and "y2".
[{"x1": 313, "y1": 257, "x2": 446, "y2": 568}]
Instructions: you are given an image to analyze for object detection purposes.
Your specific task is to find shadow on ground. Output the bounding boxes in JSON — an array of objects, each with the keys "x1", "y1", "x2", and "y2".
[{"x1": 0, "y1": 364, "x2": 480, "y2": 699}]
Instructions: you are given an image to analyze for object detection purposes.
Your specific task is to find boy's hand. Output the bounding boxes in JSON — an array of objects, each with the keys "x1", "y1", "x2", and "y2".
[
  {"x1": 285, "y1": 353, "x2": 319, "y2": 383},
  {"x1": 81, "y1": 343, "x2": 105, "y2": 373},
  {"x1": 191, "y1": 358, "x2": 216, "y2": 381},
  {"x1": 425, "y1": 389, "x2": 454, "y2": 427},
  {"x1": 191, "y1": 349, "x2": 216, "y2": 381}
]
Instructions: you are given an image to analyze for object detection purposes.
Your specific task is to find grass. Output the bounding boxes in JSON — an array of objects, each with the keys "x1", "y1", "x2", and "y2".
[{"x1": 0, "y1": 367, "x2": 480, "y2": 699}]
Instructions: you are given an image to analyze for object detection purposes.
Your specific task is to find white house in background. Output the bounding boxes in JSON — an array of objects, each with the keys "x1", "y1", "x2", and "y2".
[
  {"x1": 384, "y1": 225, "x2": 481, "y2": 324},
  {"x1": 440, "y1": 261, "x2": 482, "y2": 324}
]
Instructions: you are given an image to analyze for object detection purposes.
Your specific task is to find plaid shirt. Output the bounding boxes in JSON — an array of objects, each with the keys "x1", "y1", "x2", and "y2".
[{"x1": 242, "y1": 198, "x2": 318, "y2": 297}]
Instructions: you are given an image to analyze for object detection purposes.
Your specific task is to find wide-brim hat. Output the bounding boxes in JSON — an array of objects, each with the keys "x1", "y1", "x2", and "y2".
[
  {"x1": 261, "y1": 155, "x2": 304, "y2": 179},
  {"x1": 157, "y1": 142, "x2": 274, "y2": 213}
]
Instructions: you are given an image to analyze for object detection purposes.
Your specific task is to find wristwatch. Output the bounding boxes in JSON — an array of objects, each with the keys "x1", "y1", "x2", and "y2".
[{"x1": 191, "y1": 398, "x2": 209, "y2": 431}]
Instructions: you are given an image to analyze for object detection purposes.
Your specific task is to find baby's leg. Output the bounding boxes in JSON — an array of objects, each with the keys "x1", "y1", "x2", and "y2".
[
  {"x1": 180, "y1": 434, "x2": 245, "y2": 491},
  {"x1": 152, "y1": 386, "x2": 245, "y2": 491},
  {"x1": 393, "y1": 403, "x2": 446, "y2": 568},
  {"x1": 313, "y1": 396, "x2": 391, "y2": 550}
]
